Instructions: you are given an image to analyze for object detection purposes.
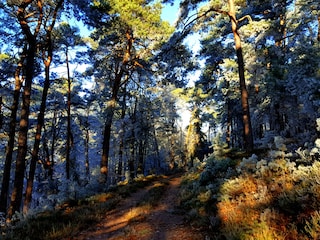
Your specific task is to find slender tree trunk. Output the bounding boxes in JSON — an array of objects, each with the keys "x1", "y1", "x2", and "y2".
[
  {"x1": 169, "y1": 137, "x2": 175, "y2": 169},
  {"x1": 0, "y1": 96, "x2": 2, "y2": 129},
  {"x1": 137, "y1": 140, "x2": 145, "y2": 175},
  {"x1": 152, "y1": 127, "x2": 161, "y2": 170},
  {"x1": 317, "y1": 15, "x2": 320, "y2": 42},
  {"x1": 0, "y1": 59, "x2": 23, "y2": 214},
  {"x1": 117, "y1": 124, "x2": 124, "y2": 178},
  {"x1": 51, "y1": 106, "x2": 58, "y2": 167},
  {"x1": 117, "y1": 88, "x2": 127, "y2": 179},
  {"x1": 228, "y1": 0, "x2": 254, "y2": 152},
  {"x1": 226, "y1": 89, "x2": 231, "y2": 148},
  {"x1": 66, "y1": 49, "x2": 73, "y2": 180},
  {"x1": 84, "y1": 122, "x2": 90, "y2": 177},
  {"x1": 42, "y1": 133, "x2": 52, "y2": 178},
  {"x1": 128, "y1": 96, "x2": 138, "y2": 181},
  {"x1": 128, "y1": 135, "x2": 136, "y2": 182}
]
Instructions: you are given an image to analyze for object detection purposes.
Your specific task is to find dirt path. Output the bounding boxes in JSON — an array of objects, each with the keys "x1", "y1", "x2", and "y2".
[{"x1": 75, "y1": 174, "x2": 206, "y2": 240}]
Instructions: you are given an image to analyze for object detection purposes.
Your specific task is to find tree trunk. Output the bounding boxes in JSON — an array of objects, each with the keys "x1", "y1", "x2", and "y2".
[
  {"x1": 6, "y1": 0, "x2": 41, "y2": 219},
  {"x1": 84, "y1": 121, "x2": 90, "y2": 177},
  {"x1": 66, "y1": 48, "x2": 73, "y2": 180},
  {"x1": 23, "y1": 58, "x2": 51, "y2": 213},
  {"x1": 137, "y1": 140, "x2": 145, "y2": 175},
  {"x1": 228, "y1": 0, "x2": 254, "y2": 152},
  {"x1": 128, "y1": 96, "x2": 138, "y2": 182},
  {"x1": 117, "y1": 88, "x2": 127, "y2": 179},
  {"x1": 0, "y1": 58, "x2": 23, "y2": 214},
  {"x1": 128, "y1": 136, "x2": 136, "y2": 182},
  {"x1": 0, "y1": 96, "x2": 2, "y2": 130},
  {"x1": 50, "y1": 105, "x2": 58, "y2": 168},
  {"x1": 117, "y1": 134, "x2": 124, "y2": 177},
  {"x1": 100, "y1": 69, "x2": 123, "y2": 181},
  {"x1": 23, "y1": 0, "x2": 63, "y2": 213},
  {"x1": 226, "y1": 94, "x2": 231, "y2": 148},
  {"x1": 100, "y1": 29, "x2": 134, "y2": 182},
  {"x1": 42, "y1": 132, "x2": 53, "y2": 178},
  {"x1": 317, "y1": 15, "x2": 320, "y2": 42},
  {"x1": 7, "y1": 40, "x2": 36, "y2": 220}
]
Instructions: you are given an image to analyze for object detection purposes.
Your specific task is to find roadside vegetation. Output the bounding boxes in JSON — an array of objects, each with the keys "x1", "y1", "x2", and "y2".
[
  {"x1": 1, "y1": 175, "x2": 167, "y2": 240},
  {"x1": 3, "y1": 136, "x2": 320, "y2": 240},
  {"x1": 179, "y1": 139, "x2": 320, "y2": 239}
]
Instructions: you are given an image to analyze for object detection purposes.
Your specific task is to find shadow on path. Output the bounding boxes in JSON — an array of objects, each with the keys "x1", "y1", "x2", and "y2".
[{"x1": 75, "y1": 174, "x2": 206, "y2": 240}]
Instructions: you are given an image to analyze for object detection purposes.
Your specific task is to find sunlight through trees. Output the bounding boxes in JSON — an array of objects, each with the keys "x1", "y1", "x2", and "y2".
[{"x1": 0, "y1": 1, "x2": 320, "y2": 238}]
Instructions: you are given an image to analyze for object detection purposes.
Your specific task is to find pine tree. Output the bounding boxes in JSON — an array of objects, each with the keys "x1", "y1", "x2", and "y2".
[
  {"x1": 23, "y1": 0, "x2": 64, "y2": 213},
  {"x1": 89, "y1": 0, "x2": 173, "y2": 182},
  {"x1": 7, "y1": 0, "x2": 39, "y2": 220}
]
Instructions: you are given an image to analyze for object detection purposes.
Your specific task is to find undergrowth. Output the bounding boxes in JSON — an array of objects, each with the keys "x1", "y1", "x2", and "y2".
[{"x1": 179, "y1": 136, "x2": 320, "y2": 240}]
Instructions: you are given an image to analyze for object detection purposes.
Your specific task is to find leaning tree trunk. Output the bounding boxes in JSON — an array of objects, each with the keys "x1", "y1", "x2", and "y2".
[{"x1": 228, "y1": 0, "x2": 254, "y2": 152}]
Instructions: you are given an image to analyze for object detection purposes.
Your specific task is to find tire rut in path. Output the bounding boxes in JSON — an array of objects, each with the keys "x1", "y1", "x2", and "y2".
[{"x1": 76, "y1": 174, "x2": 206, "y2": 240}]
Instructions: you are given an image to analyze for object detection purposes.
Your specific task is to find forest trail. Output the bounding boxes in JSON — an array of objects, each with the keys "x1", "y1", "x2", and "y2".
[{"x1": 74, "y1": 174, "x2": 206, "y2": 240}]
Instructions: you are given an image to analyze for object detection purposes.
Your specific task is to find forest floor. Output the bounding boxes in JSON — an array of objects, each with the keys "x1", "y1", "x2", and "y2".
[{"x1": 73, "y1": 173, "x2": 208, "y2": 240}]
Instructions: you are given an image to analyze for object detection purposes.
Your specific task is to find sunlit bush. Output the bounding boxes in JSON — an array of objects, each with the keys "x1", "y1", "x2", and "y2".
[{"x1": 179, "y1": 136, "x2": 320, "y2": 239}]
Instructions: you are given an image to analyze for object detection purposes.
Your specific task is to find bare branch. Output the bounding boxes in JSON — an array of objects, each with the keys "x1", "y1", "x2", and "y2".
[
  {"x1": 238, "y1": 15, "x2": 252, "y2": 23},
  {"x1": 182, "y1": 7, "x2": 229, "y2": 34}
]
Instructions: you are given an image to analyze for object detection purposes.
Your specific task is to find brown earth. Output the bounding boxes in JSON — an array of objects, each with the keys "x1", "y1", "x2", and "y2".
[{"x1": 73, "y1": 174, "x2": 208, "y2": 240}]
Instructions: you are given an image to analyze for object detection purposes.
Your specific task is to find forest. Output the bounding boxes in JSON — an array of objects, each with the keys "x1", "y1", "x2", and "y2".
[{"x1": 0, "y1": 0, "x2": 320, "y2": 239}]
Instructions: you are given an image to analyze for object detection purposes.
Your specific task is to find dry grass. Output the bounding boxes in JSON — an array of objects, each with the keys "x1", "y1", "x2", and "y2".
[{"x1": 179, "y1": 150, "x2": 320, "y2": 240}]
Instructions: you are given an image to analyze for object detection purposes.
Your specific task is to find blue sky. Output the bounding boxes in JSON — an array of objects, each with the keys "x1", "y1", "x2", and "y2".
[{"x1": 161, "y1": 1, "x2": 180, "y2": 25}]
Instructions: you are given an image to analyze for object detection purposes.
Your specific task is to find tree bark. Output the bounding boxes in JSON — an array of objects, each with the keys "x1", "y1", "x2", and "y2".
[{"x1": 228, "y1": 0, "x2": 254, "y2": 152}]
